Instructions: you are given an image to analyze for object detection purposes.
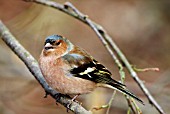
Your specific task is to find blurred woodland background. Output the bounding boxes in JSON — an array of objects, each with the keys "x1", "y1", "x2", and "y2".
[{"x1": 0, "y1": 0, "x2": 170, "y2": 114}]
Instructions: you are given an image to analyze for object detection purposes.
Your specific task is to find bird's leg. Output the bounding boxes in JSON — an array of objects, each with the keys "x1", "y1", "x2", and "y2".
[
  {"x1": 67, "y1": 94, "x2": 80, "y2": 111},
  {"x1": 72, "y1": 94, "x2": 80, "y2": 102}
]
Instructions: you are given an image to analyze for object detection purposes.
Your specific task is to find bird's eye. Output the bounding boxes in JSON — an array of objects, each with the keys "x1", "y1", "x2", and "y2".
[
  {"x1": 56, "y1": 41, "x2": 61, "y2": 46},
  {"x1": 50, "y1": 39, "x2": 56, "y2": 44}
]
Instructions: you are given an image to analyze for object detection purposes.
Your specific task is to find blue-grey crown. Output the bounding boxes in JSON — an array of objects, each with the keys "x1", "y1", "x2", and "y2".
[
  {"x1": 45, "y1": 35, "x2": 65, "y2": 45},
  {"x1": 44, "y1": 34, "x2": 74, "y2": 52}
]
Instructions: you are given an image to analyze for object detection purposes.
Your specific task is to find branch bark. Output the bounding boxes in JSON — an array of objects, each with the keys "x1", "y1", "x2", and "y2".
[
  {"x1": 0, "y1": 20, "x2": 92, "y2": 114},
  {"x1": 23, "y1": 0, "x2": 165, "y2": 114}
]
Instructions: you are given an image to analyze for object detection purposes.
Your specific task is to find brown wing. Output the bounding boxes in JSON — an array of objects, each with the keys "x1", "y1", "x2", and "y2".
[{"x1": 62, "y1": 46, "x2": 125, "y2": 86}]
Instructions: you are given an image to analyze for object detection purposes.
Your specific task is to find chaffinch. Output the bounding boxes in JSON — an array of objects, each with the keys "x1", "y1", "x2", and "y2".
[{"x1": 39, "y1": 35, "x2": 143, "y2": 104}]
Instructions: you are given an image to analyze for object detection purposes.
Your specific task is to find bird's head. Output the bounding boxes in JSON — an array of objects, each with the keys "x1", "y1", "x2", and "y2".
[{"x1": 43, "y1": 35, "x2": 73, "y2": 57}]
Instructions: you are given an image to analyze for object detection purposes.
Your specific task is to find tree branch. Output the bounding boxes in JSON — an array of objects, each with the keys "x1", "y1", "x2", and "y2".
[
  {"x1": 23, "y1": 0, "x2": 165, "y2": 114},
  {"x1": 0, "y1": 20, "x2": 92, "y2": 114}
]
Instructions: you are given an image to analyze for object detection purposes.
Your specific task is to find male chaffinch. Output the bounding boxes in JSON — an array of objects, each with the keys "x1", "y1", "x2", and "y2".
[{"x1": 39, "y1": 35, "x2": 143, "y2": 104}]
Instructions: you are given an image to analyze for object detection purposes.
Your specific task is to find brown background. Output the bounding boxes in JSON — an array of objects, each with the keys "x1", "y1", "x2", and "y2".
[{"x1": 0, "y1": 0, "x2": 170, "y2": 114}]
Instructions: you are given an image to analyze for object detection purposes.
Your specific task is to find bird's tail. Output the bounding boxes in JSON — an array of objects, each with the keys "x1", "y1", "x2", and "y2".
[{"x1": 108, "y1": 83, "x2": 144, "y2": 105}]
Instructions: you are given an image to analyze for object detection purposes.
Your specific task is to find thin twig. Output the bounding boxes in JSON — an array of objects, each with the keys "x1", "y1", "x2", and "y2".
[
  {"x1": 106, "y1": 90, "x2": 116, "y2": 114},
  {"x1": 23, "y1": 0, "x2": 165, "y2": 113},
  {"x1": 132, "y1": 65, "x2": 160, "y2": 72},
  {"x1": 120, "y1": 68, "x2": 139, "y2": 114},
  {"x1": 126, "y1": 98, "x2": 136, "y2": 114},
  {"x1": 0, "y1": 20, "x2": 92, "y2": 114},
  {"x1": 131, "y1": 98, "x2": 142, "y2": 114}
]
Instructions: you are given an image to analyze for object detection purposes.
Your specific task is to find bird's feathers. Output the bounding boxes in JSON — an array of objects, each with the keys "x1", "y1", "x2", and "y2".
[
  {"x1": 62, "y1": 45, "x2": 144, "y2": 104},
  {"x1": 42, "y1": 35, "x2": 143, "y2": 104},
  {"x1": 109, "y1": 83, "x2": 144, "y2": 104},
  {"x1": 62, "y1": 46, "x2": 125, "y2": 86}
]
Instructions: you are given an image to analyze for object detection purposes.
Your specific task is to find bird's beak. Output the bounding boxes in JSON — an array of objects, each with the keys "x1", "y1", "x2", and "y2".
[{"x1": 44, "y1": 43, "x2": 53, "y2": 50}]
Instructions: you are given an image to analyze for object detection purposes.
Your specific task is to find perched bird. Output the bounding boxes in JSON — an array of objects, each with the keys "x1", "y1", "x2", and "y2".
[{"x1": 39, "y1": 35, "x2": 143, "y2": 104}]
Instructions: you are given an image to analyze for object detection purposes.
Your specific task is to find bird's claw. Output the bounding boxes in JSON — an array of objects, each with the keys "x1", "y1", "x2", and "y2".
[
  {"x1": 54, "y1": 93, "x2": 63, "y2": 101},
  {"x1": 66, "y1": 94, "x2": 80, "y2": 112},
  {"x1": 44, "y1": 92, "x2": 49, "y2": 98},
  {"x1": 66, "y1": 101, "x2": 72, "y2": 112},
  {"x1": 66, "y1": 98, "x2": 76, "y2": 112}
]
